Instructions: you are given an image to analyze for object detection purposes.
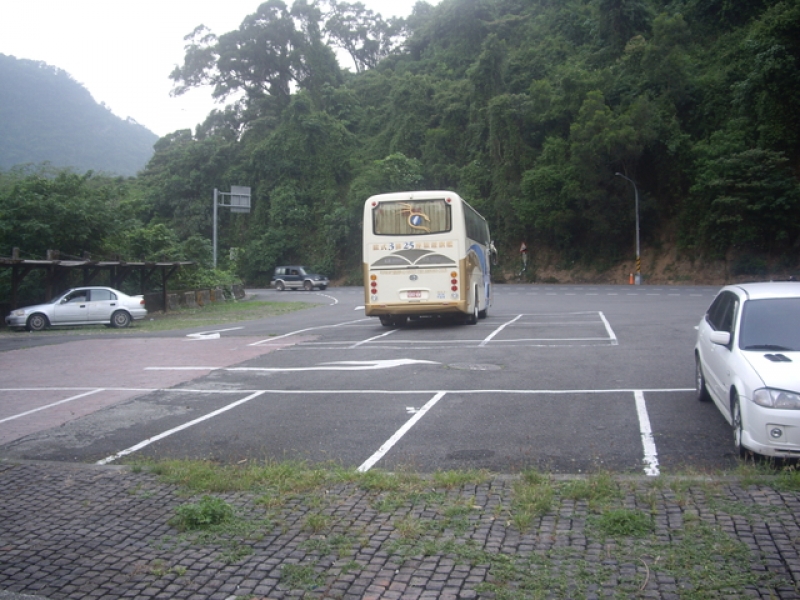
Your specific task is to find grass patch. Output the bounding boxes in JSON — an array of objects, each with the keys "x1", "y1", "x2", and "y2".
[
  {"x1": 589, "y1": 508, "x2": 653, "y2": 538},
  {"x1": 561, "y1": 471, "x2": 621, "y2": 509},
  {"x1": 736, "y1": 460, "x2": 800, "y2": 491},
  {"x1": 431, "y1": 468, "x2": 491, "y2": 488},
  {"x1": 136, "y1": 299, "x2": 313, "y2": 332},
  {"x1": 140, "y1": 460, "x2": 796, "y2": 597},
  {"x1": 147, "y1": 458, "x2": 338, "y2": 495}
]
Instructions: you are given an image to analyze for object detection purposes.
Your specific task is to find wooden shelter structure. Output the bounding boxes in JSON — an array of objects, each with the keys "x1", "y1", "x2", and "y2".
[{"x1": 1, "y1": 249, "x2": 193, "y2": 311}]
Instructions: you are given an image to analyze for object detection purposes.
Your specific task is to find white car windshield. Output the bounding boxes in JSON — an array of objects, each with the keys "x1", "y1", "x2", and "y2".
[{"x1": 739, "y1": 298, "x2": 800, "y2": 352}]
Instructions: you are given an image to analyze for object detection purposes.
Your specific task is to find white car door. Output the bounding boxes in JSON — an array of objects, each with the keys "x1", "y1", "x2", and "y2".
[
  {"x1": 87, "y1": 289, "x2": 118, "y2": 321},
  {"x1": 703, "y1": 291, "x2": 739, "y2": 413},
  {"x1": 52, "y1": 290, "x2": 90, "y2": 324}
]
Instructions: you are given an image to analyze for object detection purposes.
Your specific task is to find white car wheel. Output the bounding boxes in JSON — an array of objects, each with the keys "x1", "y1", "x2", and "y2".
[
  {"x1": 695, "y1": 356, "x2": 710, "y2": 402},
  {"x1": 731, "y1": 394, "x2": 748, "y2": 458}
]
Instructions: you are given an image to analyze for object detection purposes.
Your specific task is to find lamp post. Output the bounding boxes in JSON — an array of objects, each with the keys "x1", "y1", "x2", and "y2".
[{"x1": 615, "y1": 172, "x2": 641, "y2": 285}]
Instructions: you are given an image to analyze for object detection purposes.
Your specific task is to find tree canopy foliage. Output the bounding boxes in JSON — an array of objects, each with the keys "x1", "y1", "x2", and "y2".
[{"x1": 3, "y1": 0, "x2": 800, "y2": 290}]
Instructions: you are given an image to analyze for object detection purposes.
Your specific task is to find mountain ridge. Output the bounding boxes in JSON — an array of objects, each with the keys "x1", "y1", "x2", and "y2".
[{"x1": 0, "y1": 54, "x2": 158, "y2": 177}]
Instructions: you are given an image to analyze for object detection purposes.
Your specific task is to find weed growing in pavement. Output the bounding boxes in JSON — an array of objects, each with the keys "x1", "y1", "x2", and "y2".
[
  {"x1": 511, "y1": 468, "x2": 555, "y2": 528},
  {"x1": 393, "y1": 516, "x2": 426, "y2": 540},
  {"x1": 280, "y1": 563, "x2": 325, "y2": 591},
  {"x1": 734, "y1": 460, "x2": 800, "y2": 491},
  {"x1": 303, "y1": 513, "x2": 332, "y2": 534},
  {"x1": 300, "y1": 533, "x2": 355, "y2": 558},
  {"x1": 589, "y1": 508, "x2": 654, "y2": 538},
  {"x1": 170, "y1": 495, "x2": 234, "y2": 531}
]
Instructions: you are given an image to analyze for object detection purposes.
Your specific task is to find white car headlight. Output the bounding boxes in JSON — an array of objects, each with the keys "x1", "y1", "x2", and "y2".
[
  {"x1": 12, "y1": 309, "x2": 26, "y2": 316},
  {"x1": 753, "y1": 388, "x2": 800, "y2": 409}
]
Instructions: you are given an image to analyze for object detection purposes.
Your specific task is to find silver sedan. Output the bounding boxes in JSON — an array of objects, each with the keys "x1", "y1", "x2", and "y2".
[{"x1": 5, "y1": 287, "x2": 147, "y2": 331}]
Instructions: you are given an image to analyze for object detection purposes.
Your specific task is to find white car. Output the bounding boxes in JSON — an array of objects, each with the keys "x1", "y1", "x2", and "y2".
[
  {"x1": 5, "y1": 286, "x2": 147, "y2": 331},
  {"x1": 695, "y1": 281, "x2": 800, "y2": 457}
]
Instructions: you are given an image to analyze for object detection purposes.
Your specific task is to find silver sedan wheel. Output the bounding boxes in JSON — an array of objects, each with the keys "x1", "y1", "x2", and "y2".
[
  {"x1": 26, "y1": 313, "x2": 48, "y2": 332},
  {"x1": 111, "y1": 310, "x2": 131, "y2": 328}
]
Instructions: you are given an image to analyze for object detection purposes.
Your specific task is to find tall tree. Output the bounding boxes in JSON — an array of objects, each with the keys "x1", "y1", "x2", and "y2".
[
  {"x1": 170, "y1": 0, "x2": 329, "y2": 114},
  {"x1": 324, "y1": 0, "x2": 404, "y2": 73}
]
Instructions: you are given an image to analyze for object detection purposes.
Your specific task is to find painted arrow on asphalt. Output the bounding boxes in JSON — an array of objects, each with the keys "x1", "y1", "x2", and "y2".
[
  {"x1": 147, "y1": 358, "x2": 440, "y2": 372},
  {"x1": 186, "y1": 326, "x2": 244, "y2": 340}
]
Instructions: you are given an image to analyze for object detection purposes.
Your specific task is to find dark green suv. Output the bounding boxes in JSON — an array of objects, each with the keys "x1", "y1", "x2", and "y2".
[{"x1": 270, "y1": 266, "x2": 330, "y2": 291}]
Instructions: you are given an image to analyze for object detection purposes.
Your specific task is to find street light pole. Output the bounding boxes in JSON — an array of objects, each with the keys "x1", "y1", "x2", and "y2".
[
  {"x1": 213, "y1": 188, "x2": 219, "y2": 269},
  {"x1": 615, "y1": 172, "x2": 641, "y2": 285}
]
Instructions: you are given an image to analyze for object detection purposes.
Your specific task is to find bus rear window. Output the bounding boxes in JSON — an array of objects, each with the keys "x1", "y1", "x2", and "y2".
[{"x1": 373, "y1": 199, "x2": 451, "y2": 235}]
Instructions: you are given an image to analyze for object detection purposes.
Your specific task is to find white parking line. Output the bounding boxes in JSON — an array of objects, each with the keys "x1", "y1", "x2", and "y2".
[
  {"x1": 349, "y1": 328, "x2": 398, "y2": 349},
  {"x1": 96, "y1": 390, "x2": 267, "y2": 465},
  {"x1": 634, "y1": 390, "x2": 660, "y2": 476},
  {"x1": 0, "y1": 389, "x2": 105, "y2": 424},
  {"x1": 479, "y1": 314, "x2": 522, "y2": 347},
  {"x1": 599, "y1": 311, "x2": 618, "y2": 345},
  {"x1": 358, "y1": 391, "x2": 446, "y2": 472},
  {"x1": 247, "y1": 318, "x2": 370, "y2": 346}
]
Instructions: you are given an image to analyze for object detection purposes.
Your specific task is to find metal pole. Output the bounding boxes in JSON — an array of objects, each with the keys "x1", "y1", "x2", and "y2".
[
  {"x1": 213, "y1": 188, "x2": 218, "y2": 269},
  {"x1": 615, "y1": 173, "x2": 641, "y2": 285}
]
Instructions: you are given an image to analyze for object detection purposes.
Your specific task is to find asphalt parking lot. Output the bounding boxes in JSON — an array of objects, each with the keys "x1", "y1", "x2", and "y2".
[{"x1": 0, "y1": 284, "x2": 738, "y2": 475}]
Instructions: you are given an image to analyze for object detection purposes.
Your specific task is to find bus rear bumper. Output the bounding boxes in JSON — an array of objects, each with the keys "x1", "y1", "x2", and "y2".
[{"x1": 365, "y1": 302, "x2": 467, "y2": 317}]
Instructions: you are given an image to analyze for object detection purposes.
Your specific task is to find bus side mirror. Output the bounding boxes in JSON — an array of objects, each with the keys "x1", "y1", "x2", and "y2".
[{"x1": 490, "y1": 241, "x2": 498, "y2": 265}]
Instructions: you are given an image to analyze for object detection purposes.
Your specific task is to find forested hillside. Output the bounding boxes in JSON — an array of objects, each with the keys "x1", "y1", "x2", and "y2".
[
  {"x1": 0, "y1": 54, "x2": 157, "y2": 176},
  {"x1": 2, "y1": 0, "x2": 799, "y2": 296}
]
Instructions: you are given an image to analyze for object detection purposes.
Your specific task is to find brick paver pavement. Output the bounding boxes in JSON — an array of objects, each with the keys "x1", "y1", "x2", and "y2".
[{"x1": 2, "y1": 460, "x2": 800, "y2": 599}]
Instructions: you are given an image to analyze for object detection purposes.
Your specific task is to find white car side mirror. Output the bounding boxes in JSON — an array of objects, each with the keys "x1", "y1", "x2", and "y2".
[{"x1": 710, "y1": 331, "x2": 731, "y2": 346}]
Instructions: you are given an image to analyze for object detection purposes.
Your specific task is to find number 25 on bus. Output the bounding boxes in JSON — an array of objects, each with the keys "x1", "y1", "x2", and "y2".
[{"x1": 362, "y1": 191, "x2": 497, "y2": 327}]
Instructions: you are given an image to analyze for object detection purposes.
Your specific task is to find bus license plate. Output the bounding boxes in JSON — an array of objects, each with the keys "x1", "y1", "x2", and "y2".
[{"x1": 407, "y1": 291, "x2": 421, "y2": 298}]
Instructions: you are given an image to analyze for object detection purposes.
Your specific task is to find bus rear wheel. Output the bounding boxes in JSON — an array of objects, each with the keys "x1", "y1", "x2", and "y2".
[
  {"x1": 465, "y1": 292, "x2": 479, "y2": 325},
  {"x1": 380, "y1": 315, "x2": 407, "y2": 327}
]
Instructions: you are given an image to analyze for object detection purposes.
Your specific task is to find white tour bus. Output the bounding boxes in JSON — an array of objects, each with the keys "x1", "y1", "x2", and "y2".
[{"x1": 363, "y1": 190, "x2": 496, "y2": 326}]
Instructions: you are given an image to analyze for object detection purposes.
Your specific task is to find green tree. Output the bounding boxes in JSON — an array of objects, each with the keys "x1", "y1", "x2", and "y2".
[
  {"x1": 0, "y1": 168, "x2": 132, "y2": 259},
  {"x1": 732, "y1": 1, "x2": 800, "y2": 161},
  {"x1": 324, "y1": 0, "x2": 404, "y2": 73},
  {"x1": 170, "y1": 0, "x2": 305, "y2": 113},
  {"x1": 688, "y1": 148, "x2": 800, "y2": 255}
]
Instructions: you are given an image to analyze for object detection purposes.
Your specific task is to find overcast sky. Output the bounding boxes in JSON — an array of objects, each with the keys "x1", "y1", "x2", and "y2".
[{"x1": 0, "y1": 0, "x2": 429, "y2": 137}]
